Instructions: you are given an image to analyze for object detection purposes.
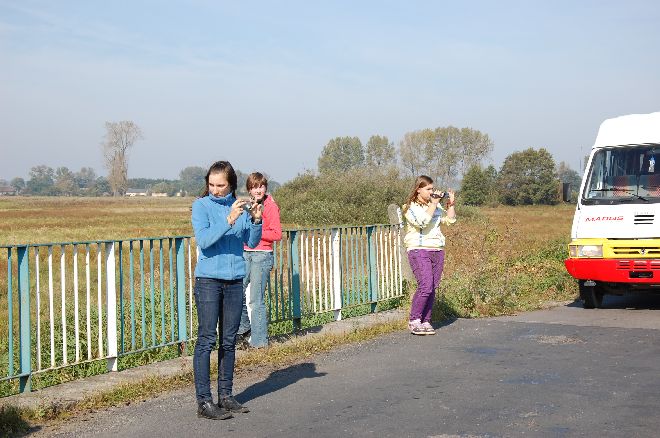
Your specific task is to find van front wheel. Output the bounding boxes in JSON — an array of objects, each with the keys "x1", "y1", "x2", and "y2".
[{"x1": 579, "y1": 281, "x2": 604, "y2": 309}]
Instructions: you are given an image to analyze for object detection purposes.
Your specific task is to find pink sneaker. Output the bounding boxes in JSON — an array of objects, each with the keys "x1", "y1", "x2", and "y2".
[
  {"x1": 408, "y1": 319, "x2": 425, "y2": 335},
  {"x1": 421, "y1": 321, "x2": 436, "y2": 335}
]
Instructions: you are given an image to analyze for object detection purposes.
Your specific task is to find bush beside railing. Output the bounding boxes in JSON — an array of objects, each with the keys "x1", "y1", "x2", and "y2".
[{"x1": 1, "y1": 224, "x2": 403, "y2": 397}]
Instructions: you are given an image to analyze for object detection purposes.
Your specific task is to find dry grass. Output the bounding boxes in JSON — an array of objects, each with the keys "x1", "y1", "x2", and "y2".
[
  {"x1": 1, "y1": 197, "x2": 574, "y2": 248},
  {"x1": 0, "y1": 197, "x2": 194, "y2": 246},
  {"x1": 436, "y1": 203, "x2": 578, "y2": 318},
  {"x1": 443, "y1": 204, "x2": 574, "y2": 277},
  {"x1": 479, "y1": 204, "x2": 575, "y2": 250}
]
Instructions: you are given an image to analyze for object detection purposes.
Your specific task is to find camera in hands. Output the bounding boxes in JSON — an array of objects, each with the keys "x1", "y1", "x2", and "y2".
[
  {"x1": 241, "y1": 196, "x2": 264, "y2": 211},
  {"x1": 430, "y1": 191, "x2": 448, "y2": 199},
  {"x1": 239, "y1": 198, "x2": 253, "y2": 211}
]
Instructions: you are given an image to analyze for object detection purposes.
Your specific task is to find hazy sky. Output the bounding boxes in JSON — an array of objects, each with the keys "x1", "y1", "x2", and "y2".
[{"x1": 2, "y1": 0, "x2": 659, "y2": 184}]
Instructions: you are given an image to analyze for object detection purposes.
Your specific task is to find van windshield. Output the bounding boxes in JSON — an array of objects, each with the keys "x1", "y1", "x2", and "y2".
[{"x1": 583, "y1": 144, "x2": 660, "y2": 204}]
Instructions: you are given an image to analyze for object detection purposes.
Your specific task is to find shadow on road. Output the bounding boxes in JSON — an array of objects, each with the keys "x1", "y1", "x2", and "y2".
[
  {"x1": 600, "y1": 292, "x2": 660, "y2": 310},
  {"x1": 236, "y1": 362, "x2": 327, "y2": 404},
  {"x1": 431, "y1": 317, "x2": 458, "y2": 329},
  {"x1": 568, "y1": 293, "x2": 660, "y2": 310}
]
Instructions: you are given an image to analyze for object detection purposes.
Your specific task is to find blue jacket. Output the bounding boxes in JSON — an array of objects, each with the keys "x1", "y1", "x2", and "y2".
[{"x1": 192, "y1": 193, "x2": 262, "y2": 280}]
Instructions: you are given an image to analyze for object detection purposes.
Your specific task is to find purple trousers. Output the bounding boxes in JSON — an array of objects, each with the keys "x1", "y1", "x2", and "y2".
[{"x1": 408, "y1": 249, "x2": 445, "y2": 323}]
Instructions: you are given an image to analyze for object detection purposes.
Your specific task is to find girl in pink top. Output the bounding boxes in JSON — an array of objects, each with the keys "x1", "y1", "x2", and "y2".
[{"x1": 237, "y1": 172, "x2": 283, "y2": 347}]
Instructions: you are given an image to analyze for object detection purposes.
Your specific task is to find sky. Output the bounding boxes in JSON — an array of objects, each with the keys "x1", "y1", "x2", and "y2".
[{"x1": 1, "y1": 0, "x2": 660, "y2": 184}]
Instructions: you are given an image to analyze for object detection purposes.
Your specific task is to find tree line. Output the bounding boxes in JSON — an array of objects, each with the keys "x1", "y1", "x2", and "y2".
[
  {"x1": 1, "y1": 165, "x2": 282, "y2": 197},
  {"x1": 315, "y1": 126, "x2": 494, "y2": 188},
  {"x1": 460, "y1": 149, "x2": 582, "y2": 206},
  {"x1": 276, "y1": 129, "x2": 582, "y2": 225},
  {"x1": 2, "y1": 120, "x2": 282, "y2": 197},
  {"x1": 3, "y1": 119, "x2": 582, "y2": 212}
]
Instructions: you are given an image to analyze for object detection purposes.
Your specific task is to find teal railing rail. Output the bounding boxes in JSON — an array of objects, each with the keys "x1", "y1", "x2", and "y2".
[{"x1": 1, "y1": 225, "x2": 403, "y2": 395}]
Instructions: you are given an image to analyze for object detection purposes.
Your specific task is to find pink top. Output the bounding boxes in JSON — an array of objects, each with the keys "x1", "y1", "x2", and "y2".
[{"x1": 244, "y1": 194, "x2": 282, "y2": 252}]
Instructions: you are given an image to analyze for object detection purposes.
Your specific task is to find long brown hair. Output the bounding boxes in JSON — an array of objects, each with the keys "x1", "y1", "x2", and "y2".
[
  {"x1": 200, "y1": 161, "x2": 238, "y2": 197},
  {"x1": 402, "y1": 175, "x2": 433, "y2": 213}
]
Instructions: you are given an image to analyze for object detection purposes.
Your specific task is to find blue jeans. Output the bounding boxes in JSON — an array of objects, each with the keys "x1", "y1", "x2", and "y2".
[
  {"x1": 193, "y1": 277, "x2": 243, "y2": 402},
  {"x1": 238, "y1": 251, "x2": 273, "y2": 347}
]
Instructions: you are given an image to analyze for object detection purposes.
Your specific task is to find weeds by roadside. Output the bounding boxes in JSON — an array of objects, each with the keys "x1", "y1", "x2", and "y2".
[{"x1": 435, "y1": 204, "x2": 577, "y2": 319}]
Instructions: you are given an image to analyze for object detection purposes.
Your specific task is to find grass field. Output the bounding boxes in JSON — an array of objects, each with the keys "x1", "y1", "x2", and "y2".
[
  {"x1": 0, "y1": 197, "x2": 195, "y2": 245},
  {"x1": 0, "y1": 196, "x2": 576, "y2": 247},
  {"x1": 1, "y1": 196, "x2": 579, "y2": 319},
  {"x1": 437, "y1": 203, "x2": 577, "y2": 318}
]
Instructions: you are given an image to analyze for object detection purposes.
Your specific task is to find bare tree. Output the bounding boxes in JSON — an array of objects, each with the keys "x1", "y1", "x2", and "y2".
[{"x1": 102, "y1": 121, "x2": 143, "y2": 196}]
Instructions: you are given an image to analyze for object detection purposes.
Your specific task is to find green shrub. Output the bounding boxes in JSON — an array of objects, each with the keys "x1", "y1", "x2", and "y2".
[{"x1": 275, "y1": 168, "x2": 410, "y2": 226}]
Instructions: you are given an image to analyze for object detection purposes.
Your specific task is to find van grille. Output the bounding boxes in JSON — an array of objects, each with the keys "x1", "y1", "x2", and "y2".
[
  {"x1": 634, "y1": 214, "x2": 655, "y2": 225},
  {"x1": 616, "y1": 260, "x2": 660, "y2": 270},
  {"x1": 611, "y1": 246, "x2": 660, "y2": 256}
]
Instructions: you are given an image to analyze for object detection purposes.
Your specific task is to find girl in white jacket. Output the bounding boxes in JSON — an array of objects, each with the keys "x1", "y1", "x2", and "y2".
[{"x1": 402, "y1": 175, "x2": 456, "y2": 335}]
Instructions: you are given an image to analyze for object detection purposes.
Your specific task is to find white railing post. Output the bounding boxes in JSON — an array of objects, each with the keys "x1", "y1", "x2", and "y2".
[
  {"x1": 331, "y1": 229, "x2": 342, "y2": 321},
  {"x1": 48, "y1": 246, "x2": 55, "y2": 368},
  {"x1": 73, "y1": 245, "x2": 80, "y2": 362},
  {"x1": 97, "y1": 243, "x2": 104, "y2": 356},
  {"x1": 105, "y1": 242, "x2": 118, "y2": 372},
  {"x1": 34, "y1": 247, "x2": 42, "y2": 371},
  {"x1": 60, "y1": 245, "x2": 67, "y2": 365}
]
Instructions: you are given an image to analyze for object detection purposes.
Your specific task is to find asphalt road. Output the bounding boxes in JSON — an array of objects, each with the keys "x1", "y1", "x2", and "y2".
[{"x1": 30, "y1": 294, "x2": 660, "y2": 438}]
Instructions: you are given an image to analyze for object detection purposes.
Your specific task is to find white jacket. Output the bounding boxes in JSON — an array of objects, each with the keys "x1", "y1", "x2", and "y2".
[{"x1": 403, "y1": 202, "x2": 456, "y2": 250}]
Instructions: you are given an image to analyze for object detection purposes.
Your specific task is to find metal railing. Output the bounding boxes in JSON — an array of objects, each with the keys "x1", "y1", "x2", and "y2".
[{"x1": 1, "y1": 225, "x2": 403, "y2": 395}]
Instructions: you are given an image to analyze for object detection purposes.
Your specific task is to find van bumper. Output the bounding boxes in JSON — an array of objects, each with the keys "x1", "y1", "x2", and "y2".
[{"x1": 565, "y1": 258, "x2": 660, "y2": 283}]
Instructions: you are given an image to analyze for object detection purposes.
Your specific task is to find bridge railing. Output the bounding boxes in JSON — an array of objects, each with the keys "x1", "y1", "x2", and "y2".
[{"x1": 1, "y1": 224, "x2": 403, "y2": 395}]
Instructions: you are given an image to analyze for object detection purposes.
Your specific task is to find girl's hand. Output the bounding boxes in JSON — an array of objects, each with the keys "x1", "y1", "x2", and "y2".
[
  {"x1": 227, "y1": 199, "x2": 248, "y2": 225},
  {"x1": 445, "y1": 189, "x2": 456, "y2": 219},
  {"x1": 247, "y1": 203, "x2": 263, "y2": 223},
  {"x1": 447, "y1": 189, "x2": 455, "y2": 204}
]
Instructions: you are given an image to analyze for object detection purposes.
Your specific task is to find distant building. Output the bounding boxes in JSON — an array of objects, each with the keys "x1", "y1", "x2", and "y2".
[
  {"x1": 0, "y1": 186, "x2": 17, "y2": 196},
  {"x1": 151, "y1": 192, "x2": 168, "y2": 197},
  {"x1": 125, "y1": 188, "x2": 148, "y2": 197}
]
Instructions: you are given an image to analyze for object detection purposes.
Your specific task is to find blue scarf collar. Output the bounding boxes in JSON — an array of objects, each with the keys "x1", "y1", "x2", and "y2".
[{"x1": 208, "y1": 193, "x2": 235, "y2": 206}]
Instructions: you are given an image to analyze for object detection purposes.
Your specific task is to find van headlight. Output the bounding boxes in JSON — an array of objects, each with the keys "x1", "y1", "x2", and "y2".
[{"x1": 569, "y1": 244, "x2": 603, "y2": 258}]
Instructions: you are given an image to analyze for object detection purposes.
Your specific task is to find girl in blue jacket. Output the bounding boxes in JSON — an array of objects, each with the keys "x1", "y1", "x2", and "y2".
[{"x1": 191, "y1": 160, "x2": 262, "y2": 420}]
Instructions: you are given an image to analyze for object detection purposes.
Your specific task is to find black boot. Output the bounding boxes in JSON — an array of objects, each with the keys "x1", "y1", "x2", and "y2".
[
  {"x1": 219, "y1": 395, "x2": 250, "y2": 413},
  {"x1": 197, "y1": 400, "x2": 233, "y2": 420}
]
